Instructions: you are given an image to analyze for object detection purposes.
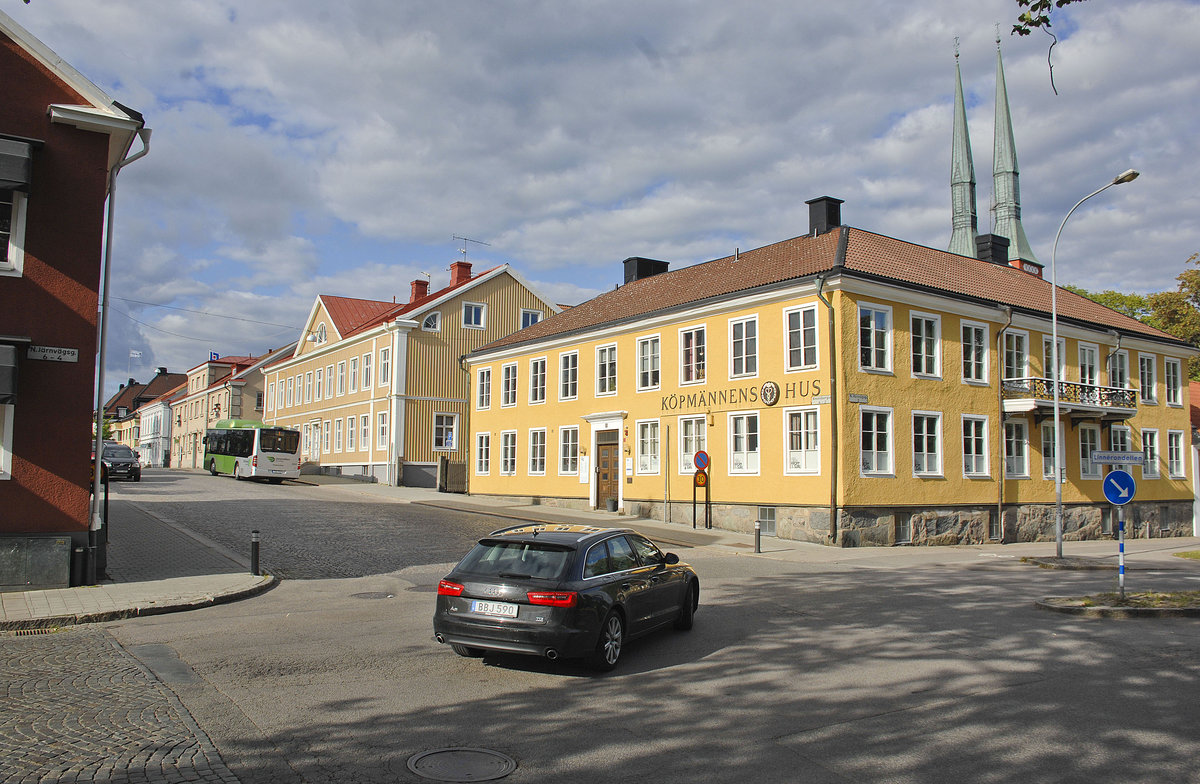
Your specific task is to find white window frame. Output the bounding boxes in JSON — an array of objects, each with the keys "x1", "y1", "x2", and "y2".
[
  {"x1": 962, "y1": 414, "x2": 989, "y2": 478},
  {"x1": 1141, "y1": 428, "x2": 1160, "y2": 479},
  {"x1": 267, "y1": 382, "x2": 276, "y2": 412},
  {"x1": 680, "y1": 326, "x2": 706, "y2": 385},
  {"x1": 345, "y1": 416, "x2": 355, "y2": 452},
  {"x1": 560, "y1": 351, "x2": 578, "y2": 401},
  {"x1": 961, "y1": 320, "x2": 989, "y2": 385},
  {"x1": 360, "y1": 415, "x2": 369, "y2": 448},
  {"x1": 500, "y1": 431, "x2": 517, "y2": 475},
  {"x1": 379, "y1": 348, "x2": 391, "y2": 386},
  {"x1": 286, "y1": 377, "x2": 295, "y2": 407},
  {"x1": 858, "y1": 304, "x2": 892, "y2": 373},
  {"x1": 1042, "y1": 336, "x2": 1065, "y2": 382},
  {"x1": 1004, "y1": 419, "x2": 1029, "y2": 479},
  {"x1": 1078, "y1": 342, "x2": 1099, "y2": 387},
  {"x1": 728, "y1": 411, "x2": 760, "y2": 475},
  {"x1": 678, "y1": 415, "x2": 706, "y2": 473},
  {"x1": 377, "y1": 411, "x2": 388, "y2": 449},
  {"x1": 315, "y1": 368, "x2": 323, "y2": 401},
  {"x1": 729, "y1": 316, "x2": 758, "y2": 379},
  {"x1": 784, "y1": 304, "x2": 819, "y2": 372},
  {"x1": 1041, "y1": 422, "x2": 1060, "y2": 480},
  {"x1": 636, "y1": 335, "x2": 660, "y2": 392},
  {"x1": 422, "y1": 312, "x2": 441, "y2": 332},
  {"x1": 1003, "y1": 329, "x2": 1028, "y2": 380},
  {"x1": 912, "y1": 411, "x2": 942, "y2": 477},
  {"x1": 476, "y1": 367, "x2": 492, "y2": 410},
  {"x1": 476, "y1": 432, "x2": 491, "y2": 476},
  {"x1": 349, "y1": 357, "x2": 358, "y2": 393},
  {"x1": 501, "y1": 363, "x2": 517, "y2": 407},
  {"x1": 860, "y1": 406, "x2": 894, "y2": 476},
  {"x1": 1079, "y1": 424, "x2": 1101, "y2": 480},
  {"x1": 337, "y1": 362, "x2": 346, "y2": 396},
  {"x1": 521, "y1": 309, "x2": 542, "y2": 329},
  {"x1": 1138, "y1": 353, "x2": 1157, "y2": 404},
  {"x1": 1110, "y1": 424, "x2": 1131, "y2": 455},
  {"x1": 1108, "y1": 349, "x2": 1129, "y2": 388},
  {"x1": 784, "y1": 407, "x2": 820, "y2": 475},
  {"x1": 322, "y1": 420, "x2": 331, "y2": 453},
  {"x1": 0, "y1": 191, "x2": 28, "y2": 276},
  {"x1": 275, "y1": 380, "x2": 284, "y2": 410},
  {"x1": 434, "y1": 413, "x2": 458, "y2": 452},
  {"x1": 305, "y1": 371, "x2": 313, "y2": 404},
  {"x1": 910, "y1": 311, "x2": 941, "y2": 379},
  {"x1": 362, "y1": 352, "x2": 372, "y2": 389},
  {"x1": 333, "y1": 418, "x2": 343, "y2": 453},
  {"x1": 1165, "y1": 358, "x2": 1183, "y2": 407},
  {"x1": 1168, "y1": 430, "x2": 1185, "y2": 479},
  {"x1": 559, "y1": 426, "x2": 579, "y2": 475},
  {"x1": 529, "y1": 357, "x2": 547, "y2": 404},
  {"x1": 635, "y1": 419, "x2": 659, "y2": 475},
  {"x1": 0, "y1": 404, "x2": 13, "y2": 479},
  {"x1": 596, "y1": 344, "x2": 618, "y2": 396},
  {"x1": 462, "y1": 302, "x2": 486, "y2": 330}
]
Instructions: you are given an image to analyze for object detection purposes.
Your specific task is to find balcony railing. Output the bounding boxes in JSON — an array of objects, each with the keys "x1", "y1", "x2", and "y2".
[{"x1": 1002, "y1": 377, "x2": 1137, "y2": 411}]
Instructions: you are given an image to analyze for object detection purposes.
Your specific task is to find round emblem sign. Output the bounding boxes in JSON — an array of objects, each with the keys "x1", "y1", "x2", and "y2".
[
  {"x1": 694, "y1": 470, "x2": 708, "y2": 487},
  {"x1": 760, "y1": 381, "x2": 780, "y2": 407},
  {"x1": 694, "y1": 450, "x2": 710, "y2": 470}
]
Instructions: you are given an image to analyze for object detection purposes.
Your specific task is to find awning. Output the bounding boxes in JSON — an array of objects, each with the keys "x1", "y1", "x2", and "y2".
[{"x1": 0, "y1": 138, "x2": 33, "y2": 192}]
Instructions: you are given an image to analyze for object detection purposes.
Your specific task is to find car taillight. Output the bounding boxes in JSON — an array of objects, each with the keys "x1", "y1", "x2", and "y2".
[
  {"x1": 438, "y1": 580, "x2": 465, "y2": 596},
  {"x1": 252, "y1": 455, "x2": 258, "y2": 468},
  {"x1": 527, "y1": 591, "x2": 578, "y2": 607}
]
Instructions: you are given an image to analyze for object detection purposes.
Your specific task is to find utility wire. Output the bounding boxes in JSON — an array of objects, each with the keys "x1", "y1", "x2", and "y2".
[{"x1": 113, "y1": 296, "x2": 301, "y2": 330}]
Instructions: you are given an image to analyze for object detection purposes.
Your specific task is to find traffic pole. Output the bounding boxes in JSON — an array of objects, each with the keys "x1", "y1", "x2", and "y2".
[
  {"x1": 251, "y1": 529, "x2": 260, "y2": 576},
  {"x1": 1117, "y1": 507, "x2": 1126, "y2": 600}
]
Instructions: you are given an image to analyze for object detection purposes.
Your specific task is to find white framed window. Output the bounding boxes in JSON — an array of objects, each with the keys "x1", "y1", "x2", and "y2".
[
  {"x1": 597, "y1": 344, "x2": 617, "y2": 395},
  {"x1": 1078, "y1": 343, "x2": 1099, "y2": 387},
  {"x1": 349, "y1": 357, "x2": 358, "y2": 393},
  {"x1": 1041, "y1": 422, "x2": 1059, "y2": 480},
  {"x1": 500, "y1": 431, "x2": 517, "y2": 475},
  {"x1": 476, "y1": 433, "x2": 491, "y2": 475},
  {"x1": 1141, "y1": 429, "x2": 1160, "y2": 479},
  {"x1": 860, "y1": 407, "x2": 893, "y2": 475},
  {"x1": 859, "y1": 304, "x2": 892, "y2": 372},
  {"x1": 1110, "y1": 424, "x2": 1131, "y2": 454},
  {"x1": 286, "y1": 377, "x2": 295, "y2": 407},
  {"x1": 785, "y1": 407, "x2": 820, "y2": 474},
  {"x1": 1, "y1": 190, "x2": 28, "y2": 276},
  {"x1": 962, "y1": 415, "x2": 988, "y2": 477},
  {"x1": 912, "y1": 411, "x2": 942, "y2": 477},
  {"x1": 0, "y1": 404, "x2": 13, "y2": 479},
  {"x1": 377, "y1": 411, "x2": 388, "y2": 449},
  {"x1": 560, "y1": 352, "x2": 578, "y2": 400},
  {"x1": 961, "y1": 320, "x2": 988, "y2": 384},
  {"x1": 680, "y1": 326, "x2": 706, "y2": 384},
  {"x1": 521, "y1": 309, "x2": 542, "y2": 329},
  {"x1": 362, "y1": 353, "x2": 372, "y2": 389},
  {"x1": 1005, "y1": 419, "x2": 1028, "y2": 478},
  {"x1": 315, "y1": 368, "x2": 323, "y2": 401},
  {"x1": 1079, "y1": 425, "x2": 1101, "y2": 479},
  {"x1": 528, "y1": 429, "x2": 546, "y2": 475},
  {"x1": 560, "y1": 426, "x2": 579, "y2": 474},
  {"x1": 462, "y1": 302, "x2": 486, "y2": 329},
  {"x1": 730, "y1": 316, "x2": 758, "y2": 378},
  {"x1": 1165, "y1": 358, "x2": 1183, "y2": 406},
  {"x1": 360, "y1": 415, "x2": 369, "y2": 448},
  {"x1": 379, "y1": 348, "x2": 391, "y2": 385},
  {"x1": 1168, "y1": 430, "x2": 1185, "y2": 478},
  {"x1": 1042, "y1": 336, "x2": 1065, "y2": 382},
  {"x1": 1003, "y1": 329, "x2": 1028, "y2": 379},
  {"x1": 476, "y1": 368, "x2": 492, "y2": 409},
  {"x1": 305, "y1": 372, "x2": 313, "y2": 403},
  {"x1": 345, "y1": 416, "x2": 355, "y2": 452},
  {"x1": 785, "y1": 305, "x2": 818, "y2": 371},
  {"x1": 637, "y1": 336, "x2": 660, "y2": 391},
  {"x1": 636, "y1": 420, "x2": 659, "y2": 474},
  {"x1": 679, "y1": 415, "x2": 706, "y2": 472},
  {"x1": 910, "y1": 312, "x2": 940, "y2": 378},
  {"x1": 729, "y1": 412, "x2": 760, "y2": 474},
  {"x1": 1139, "y1": 354, "x2": 1157, "y2": 404},
  {"x1": 529, "y1": 358, "x2": 547, "y2": 404},
  {"x1": 434, "y1": 413, "x2": 457, "y2": 451},
  {"x1": 267, "y1": 382, "x2": 276, "y2": 412},
  {"x1": 326, "y1": 365, "x2": 334, "y2": 395},
  {"x1": 337, "y1": 362, "x2": 346, "y2": 396},
  {"x1": 1108, "y1": 349, "x2": 1129, "y2": 388},
  {"x1": 334, "y1": 418, "x2": 343, "y2": 452},
  {"x1": 313, "y1": 323, "x2": 327, "y2": 345},
  {"x1": 275, "y1": 380, "x2": 284, "y2": 410},
  {"x1": 501, "y1": 363, "x2": 517, "y2": 407},
  {"x1": 322, "y1": 420, "x2": 331, "y2": 453},
  {"x1": 422, "y1": 312, "x2": 441, "y2": 332}
]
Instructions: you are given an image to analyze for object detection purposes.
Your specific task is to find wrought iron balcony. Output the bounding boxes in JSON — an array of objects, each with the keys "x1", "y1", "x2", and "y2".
[{"x1": 1002, "y1": 377, "x2": 1137, "y2": 417}]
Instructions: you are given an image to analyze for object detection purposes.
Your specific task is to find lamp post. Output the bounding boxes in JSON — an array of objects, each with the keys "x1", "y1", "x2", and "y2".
[{"x1": 1049, "y1": 168, "x2": 1140, "y2": 558}]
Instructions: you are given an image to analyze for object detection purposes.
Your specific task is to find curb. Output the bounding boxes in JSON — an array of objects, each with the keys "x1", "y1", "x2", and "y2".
[
  {"x1": 1034, "y1": 597, "x2": 1200, "y2": 618},
  {"x1": 0, "y1": 575, "x2": 278, "y2": 633}
]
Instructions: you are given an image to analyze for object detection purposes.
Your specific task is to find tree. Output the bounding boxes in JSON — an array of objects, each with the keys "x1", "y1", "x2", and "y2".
[{"x1": 1012, "y1": 0, "x2": 1088, "y2": 36}]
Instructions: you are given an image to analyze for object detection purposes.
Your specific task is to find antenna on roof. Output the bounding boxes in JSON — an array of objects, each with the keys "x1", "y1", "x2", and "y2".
[{"x1": 452, "y1": 235, "x2": 490, "y2": 263}]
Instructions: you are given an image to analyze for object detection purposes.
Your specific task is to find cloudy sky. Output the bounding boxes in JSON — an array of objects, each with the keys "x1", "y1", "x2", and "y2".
[{"x1": 9, "y1": 0, "x2": 1200, "y2": 396}]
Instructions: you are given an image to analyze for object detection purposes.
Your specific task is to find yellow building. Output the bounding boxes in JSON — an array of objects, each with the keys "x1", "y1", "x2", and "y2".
[
  {"x1": 465, "y1": 199, "x2": 1196, "y2": 545},
  {"x1": 264, "y1": 262, "x2": 559, "y2": 487}
]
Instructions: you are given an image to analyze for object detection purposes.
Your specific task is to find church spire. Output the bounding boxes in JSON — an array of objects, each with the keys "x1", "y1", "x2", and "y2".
[
  {"x1": 991, "y1": 35, "x2": 1039, "y2": 265},
  {"x1": 948, "y1": 42, "x2": 978, "y2": 257}
]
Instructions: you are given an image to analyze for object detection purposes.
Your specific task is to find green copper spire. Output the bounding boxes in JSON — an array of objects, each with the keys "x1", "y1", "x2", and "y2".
[
  {"x1": 949, "y1": 46, "x2": 978, "y2": 257},
  {"x1": 992, "y1": 37, "x2": 1039, "y2": 264}
]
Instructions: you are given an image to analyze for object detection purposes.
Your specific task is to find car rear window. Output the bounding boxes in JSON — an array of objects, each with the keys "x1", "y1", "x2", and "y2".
[
  {"x1": 457, "y1": 540, "x2": 571, "y2": 580},
  {"x1": 103, "y1": 446, "x2": 134, "y2": 459}
]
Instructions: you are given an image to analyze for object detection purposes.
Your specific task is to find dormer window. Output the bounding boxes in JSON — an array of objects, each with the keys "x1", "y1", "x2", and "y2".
[{"x1": 423, "y1": 312, "x2": 441, "y2": 332}]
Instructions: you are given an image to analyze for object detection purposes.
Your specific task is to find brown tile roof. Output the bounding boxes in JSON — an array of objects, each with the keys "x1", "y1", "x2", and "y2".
[{"x1": 477, "y1": 227, "x2": 1185, "y2": 354}]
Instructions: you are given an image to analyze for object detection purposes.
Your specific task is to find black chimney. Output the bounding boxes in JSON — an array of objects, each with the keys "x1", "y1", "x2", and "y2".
[
  {"x1": 622, "y1": 257, "x2": 670, "y2": 284},
  {"x1": 975, "y1": 234, "x2": 1011, "y2": 266},
  {"x1": 806, "y1": 196, "x2": 844, "y2": 235}
]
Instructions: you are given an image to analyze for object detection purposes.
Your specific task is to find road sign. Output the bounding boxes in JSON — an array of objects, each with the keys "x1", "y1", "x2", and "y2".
[
  {"x1": 1091, "y1": 450, "x2": 1145, "y2": 465},
  {"x1": 694, "y1": 470, "x2": 708, "y2": 488},
  {"x1": 1103, "y1": 469, "x2": 1136, "y2": 506},
  {"x1": 693, "y1": 450, "x2": 710, "y2": 471}
]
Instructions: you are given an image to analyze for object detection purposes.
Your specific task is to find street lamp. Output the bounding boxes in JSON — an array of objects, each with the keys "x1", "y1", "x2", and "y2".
[{"x1": 1049, "y1": 168, "x2": 1140, "y2": 558}]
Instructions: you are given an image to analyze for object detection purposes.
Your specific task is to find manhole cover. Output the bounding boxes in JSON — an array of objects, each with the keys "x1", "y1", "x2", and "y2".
[
  {"x1": 407, "y1": 747, "x2": 517, "y2": 782},
  {"x1": 349, "y1": 592, "x2": 395, "y2": 600}
]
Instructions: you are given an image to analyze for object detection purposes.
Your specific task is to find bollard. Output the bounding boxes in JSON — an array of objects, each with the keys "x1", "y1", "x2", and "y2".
[
  {"x1": 251, "y1": 529, "x2": 260, "y2": 576},
  {"x1": 754, "y1": 519, "x2": 761, "y2": 553}
]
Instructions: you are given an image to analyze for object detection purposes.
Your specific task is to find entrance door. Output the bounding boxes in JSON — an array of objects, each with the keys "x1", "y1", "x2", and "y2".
[{"x1": 596, "y1": 441, "x2": 619, "y2": 511}]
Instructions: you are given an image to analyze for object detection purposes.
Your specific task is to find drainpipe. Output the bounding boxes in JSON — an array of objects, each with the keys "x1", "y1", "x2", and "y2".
[
  {"x1": 996, "y1": 305, "x2": 1014, "y2": 542},
  {"x1": 815, "y1": 275, "x2": 839, "y2": 545},
  {"x1": 89, "y1": 127, "x2": 151, "y2": 579}
]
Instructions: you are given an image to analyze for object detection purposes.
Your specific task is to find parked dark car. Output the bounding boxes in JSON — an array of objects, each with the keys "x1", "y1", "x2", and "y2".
[
  {"x1": 434, "y1": 524, "x2": 698, "y2": 670},
  {"x1": 101, "y1": 443, "x2": 141, "y2": 482}
]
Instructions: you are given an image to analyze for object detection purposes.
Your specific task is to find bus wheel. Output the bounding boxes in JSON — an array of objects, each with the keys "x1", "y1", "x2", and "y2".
[
  {"x1": 233, "y1": 464, "x2": 244, "y2": 481},
  {"x1": 208, "y1": 460, "x2": 217, "y2": 476}
]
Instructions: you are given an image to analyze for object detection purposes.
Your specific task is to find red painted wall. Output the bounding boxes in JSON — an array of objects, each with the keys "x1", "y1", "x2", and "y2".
[{"x1": 1, "y1": 33, "x2": 115, "y2": 537}]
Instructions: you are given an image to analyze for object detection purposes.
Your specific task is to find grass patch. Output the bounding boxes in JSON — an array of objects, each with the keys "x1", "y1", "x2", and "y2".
[
  {"x1": 1172, "y1": 551, "x2": 1200, "y2": 561},
  {"x1": 1076, "y1": 590, "x2": 1200, "y2": 609}
]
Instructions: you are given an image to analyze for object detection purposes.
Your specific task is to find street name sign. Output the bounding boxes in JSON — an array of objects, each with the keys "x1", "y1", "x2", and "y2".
[{"x1": 1091, "y1": 451, "x2": 1145, "y2": 465}]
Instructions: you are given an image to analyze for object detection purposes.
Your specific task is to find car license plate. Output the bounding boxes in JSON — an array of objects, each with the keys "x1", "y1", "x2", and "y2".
[{"x1": 470, "y1": 600, "x2": 518, "y2": 618}]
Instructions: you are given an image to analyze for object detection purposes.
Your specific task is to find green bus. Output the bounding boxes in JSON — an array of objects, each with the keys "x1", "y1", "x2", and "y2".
[{"x1": 203, "y1": 419, "x2": 301, "y2": 483}]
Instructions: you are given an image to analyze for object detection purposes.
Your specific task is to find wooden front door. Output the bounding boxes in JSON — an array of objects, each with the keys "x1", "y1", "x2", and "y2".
[{"x1": 596, "y1": 442, "x2": 619, "y2": 510}]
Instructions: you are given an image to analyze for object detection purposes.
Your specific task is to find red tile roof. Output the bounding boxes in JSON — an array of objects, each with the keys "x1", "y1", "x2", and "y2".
[{"x1": 478, "y1": 227, "x2": 1185, "y2": 353}]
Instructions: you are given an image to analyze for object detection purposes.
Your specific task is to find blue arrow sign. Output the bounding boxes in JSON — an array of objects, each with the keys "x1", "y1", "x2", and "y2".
[{"x1": 1103, "y1": 469, "x2": 1136, "y2": 506}]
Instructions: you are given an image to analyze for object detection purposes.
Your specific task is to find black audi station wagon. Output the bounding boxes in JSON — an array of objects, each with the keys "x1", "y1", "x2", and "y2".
[{"x1": 434, "y1": 525, "x2": 699, "y2": 670}]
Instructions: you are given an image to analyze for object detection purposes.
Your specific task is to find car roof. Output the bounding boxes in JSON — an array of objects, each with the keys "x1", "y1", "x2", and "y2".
[{"x1": 484, "y1": 524, "x2": 635, "y2": 546}]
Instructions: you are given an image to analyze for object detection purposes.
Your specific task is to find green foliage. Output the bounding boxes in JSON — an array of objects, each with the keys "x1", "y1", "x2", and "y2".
[{"x1": 1013, "y1": 0, "x2": 1088, "y2": 36}]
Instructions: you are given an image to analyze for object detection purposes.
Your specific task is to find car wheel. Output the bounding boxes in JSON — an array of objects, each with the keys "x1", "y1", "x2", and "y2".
[
  {"x1": 451, "y1": 644, "x2": 485, "y2": 658},
  {"x1": 208, "y1": 460, "x2": 218, "y2": 476},
  {"x1": 233, "y1": 464, "x2": 243, "y2": 481},
  {"x1": 133, "y1": 474, "x2": 141, "y2": 483},
  {"x1": 673, "y1": 582, "x2": 696, "y2": 631},
  {"x1": 587, "y1": 611, "x2": 624, "y2": 671}
]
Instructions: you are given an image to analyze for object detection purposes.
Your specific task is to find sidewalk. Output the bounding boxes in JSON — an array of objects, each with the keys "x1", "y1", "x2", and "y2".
[{"x1": 4, "y1": 472, "x2": 1198, "y2": 630}]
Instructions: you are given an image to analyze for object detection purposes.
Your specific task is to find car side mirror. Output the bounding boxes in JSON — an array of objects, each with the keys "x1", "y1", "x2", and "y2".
[{"x1": 664, "y1": 552, "x2": 679, "y2": 565}]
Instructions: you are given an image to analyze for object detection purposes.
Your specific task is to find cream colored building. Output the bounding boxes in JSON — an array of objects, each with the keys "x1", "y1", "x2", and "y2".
[{"x1": 264, "y1": 261, "x2": 558, "y2": 487}]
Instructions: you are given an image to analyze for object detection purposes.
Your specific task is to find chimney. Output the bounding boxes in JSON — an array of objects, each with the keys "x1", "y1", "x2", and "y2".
[
  {"x1": 975, "y1": 234, "x2": 1011, "y2": 266},
  {"x1": 806, "y1": 196, "x2": 844, "y2": 235},
  {"x1": 156, "y1": 366, "x2": 167, "y2": 376},
  {"x1": 622, "y1": 257, "x2": 670, "y2": 284},
  {"x1": 410, "y1": 279, "x2": 429, "y2": 303},
  {"x1": 450, "y1": 261, "x2": 473, "y2": 286}
]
